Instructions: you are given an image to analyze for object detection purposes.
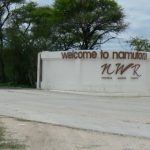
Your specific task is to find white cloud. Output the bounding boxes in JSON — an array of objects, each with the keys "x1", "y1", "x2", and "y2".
[
  {"x1": 111, "y1": 0, "x2": 150, "y2": 50},
  {"x1": 117, "y1": 0, "x2": 150, "y2": 38}
]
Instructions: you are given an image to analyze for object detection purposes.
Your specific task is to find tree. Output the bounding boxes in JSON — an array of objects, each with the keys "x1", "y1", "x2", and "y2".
[
  {"x1": 0, "y1": 0, "x2": 24, "y2": 82},
  {"x1": 1, "y1": 0, "x2": 128, "y2": 86},
  {"x1": 52, "y1": 0, "x2": 127, "y2": 50},
  {"x1": 127, "y1": 37, "x2": 150, "y2": 51},
  {"x1": 30, "y1": 5, "x2": 55, "y2": 51},
  {"x1": 6, "y1": 2, "x2": 53, "y2": 86},
  {"x1": 5, "y1": 2, "x2": 38, "y2": 86}
]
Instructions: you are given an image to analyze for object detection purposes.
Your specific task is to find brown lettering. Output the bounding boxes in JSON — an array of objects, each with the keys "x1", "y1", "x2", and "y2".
[
  {"x1": 92, "y1": 51, "x2": 97, "y2": 58},
  {"x1": 101, "y1": 63, "x2": 141, "y2": 78},
  {"x1": 61, "y1": 52, "x2": 68, "y2": 59},
  {"x1": 115, "y1": 63, "x2": 134, "y2": 75},
  {"x1": 101, "y1": 64, "x2": 115, "y2": 75},
  {"x1": 131, "y1": 64, "x2": 141, "y2": 77}
]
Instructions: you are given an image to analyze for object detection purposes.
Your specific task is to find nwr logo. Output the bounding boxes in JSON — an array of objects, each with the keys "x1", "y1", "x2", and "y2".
[{"x1": 101, "y1": 63, "x2": 141, "y2": 77}]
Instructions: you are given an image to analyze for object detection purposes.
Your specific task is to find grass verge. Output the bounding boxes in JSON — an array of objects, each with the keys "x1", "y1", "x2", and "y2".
[{"x1": 0, "y1": 125, "x2": 26, "y2": 150}]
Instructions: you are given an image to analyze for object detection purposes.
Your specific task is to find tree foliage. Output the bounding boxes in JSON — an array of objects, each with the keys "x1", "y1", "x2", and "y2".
[
  {"x1": 0, "y1": 0, "x2": 128, "y2": 86},
  {"x1": 5, "y1": 2, "x2": 39, "y2": 86},
  {"x1": 53, "y1": 0, "x2": 127, "y2": 50},
  {"x1": 0, "y1": 0, "x2": 24, "y2": 82},
  {"x1": 127, "y1": 37, "x2": 150, "y2": 51}
]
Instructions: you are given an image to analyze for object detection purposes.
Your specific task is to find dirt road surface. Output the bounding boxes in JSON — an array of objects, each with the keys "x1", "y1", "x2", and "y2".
[
  {"x1": 0, "y1": 89, "x2": 150, "y2": 139},
  {"x1": 1, "y1": 117, "x2": 150, "y2": 150}
]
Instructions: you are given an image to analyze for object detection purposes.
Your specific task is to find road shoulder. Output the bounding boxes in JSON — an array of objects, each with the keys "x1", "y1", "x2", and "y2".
[{"x1": 0, "y1": 117, "x2": 150, "y2": 150}]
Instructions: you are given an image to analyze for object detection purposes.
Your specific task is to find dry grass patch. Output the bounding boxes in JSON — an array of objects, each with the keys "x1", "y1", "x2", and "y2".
[{"x1": 0, "y1": 124, "x2": 26, "y2": 150}]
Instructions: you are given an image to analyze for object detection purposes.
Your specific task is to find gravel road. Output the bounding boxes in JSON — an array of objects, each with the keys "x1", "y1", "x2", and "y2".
[{"x1": 0, "y1": 89, "x2": 150, "y2": 138}]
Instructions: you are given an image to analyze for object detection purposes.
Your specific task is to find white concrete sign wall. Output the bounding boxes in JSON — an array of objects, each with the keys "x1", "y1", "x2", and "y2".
[{"x1": 37, "y1": 50, "x2": 150, "y2": 95}]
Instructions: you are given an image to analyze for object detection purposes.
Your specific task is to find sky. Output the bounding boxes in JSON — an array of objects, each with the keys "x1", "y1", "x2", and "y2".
[{"x1": 28, "y1": 0, "x2": 150, "y2": 50}]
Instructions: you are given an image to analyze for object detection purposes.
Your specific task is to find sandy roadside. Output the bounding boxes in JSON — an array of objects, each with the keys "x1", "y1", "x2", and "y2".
[{"x1": 0, "y1": 117, "x2": 150, "y2": 150}]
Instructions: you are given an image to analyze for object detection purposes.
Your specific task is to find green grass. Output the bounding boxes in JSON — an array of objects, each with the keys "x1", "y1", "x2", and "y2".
[{"x1": 0, "y1": 125, "x2": 26, "y2": 150}]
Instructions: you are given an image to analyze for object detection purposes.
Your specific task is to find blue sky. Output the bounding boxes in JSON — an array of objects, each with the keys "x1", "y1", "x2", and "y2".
[{"x1": 28, "y1": 0, "x2": 150, "y2": 50}]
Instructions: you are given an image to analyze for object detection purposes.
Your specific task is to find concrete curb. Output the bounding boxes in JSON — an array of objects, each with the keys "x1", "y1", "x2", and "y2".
[{"x1": 50, "y1": 90, "x2": 150, "y2": 97}]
